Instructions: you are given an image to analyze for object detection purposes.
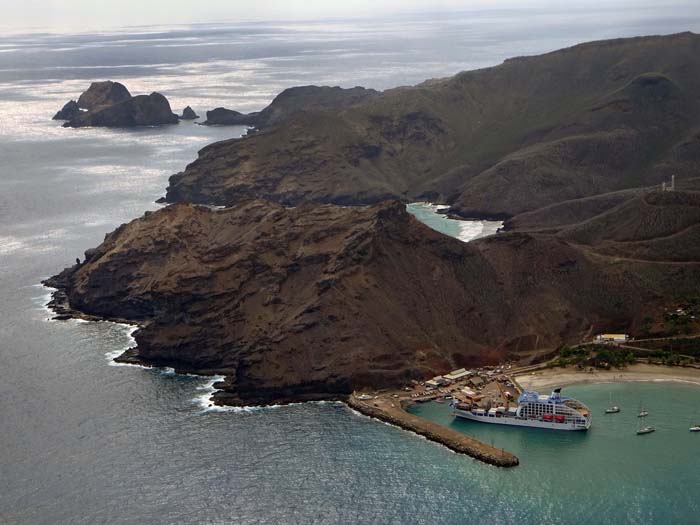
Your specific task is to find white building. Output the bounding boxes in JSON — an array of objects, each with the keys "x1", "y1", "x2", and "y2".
[{"x1": 594, "y1": 333, "x2": 629, "y2": 344}]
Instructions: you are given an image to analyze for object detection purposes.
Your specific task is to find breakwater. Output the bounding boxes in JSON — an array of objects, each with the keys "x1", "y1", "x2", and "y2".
[{"x1": 347, "y1": 393, "x2": 519, "y2": 467}]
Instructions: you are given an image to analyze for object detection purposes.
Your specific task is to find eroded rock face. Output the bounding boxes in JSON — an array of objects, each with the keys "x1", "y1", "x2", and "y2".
[
  {"x1": 77, "y1": 81, "x2": 131, "y2": 110},
  {"x1": 52, "y1": 100, "x2": 80, "y2": 120},
  {"x1": 46, "y1": 196, "x2": 700, "y2": 405},
  {"x1": 180, "y1": 106, "x2": 199, "y2": 120},
  {"x1": 55, "y1": 82, "x2": 178, "y2": 128}
]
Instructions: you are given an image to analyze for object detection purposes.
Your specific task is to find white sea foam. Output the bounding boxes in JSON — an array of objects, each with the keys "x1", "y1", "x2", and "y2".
[
  {"x1": 101, "y1": 324, "x2": 147, "y2": 368},
  {"x1": 30, "y1": 283, "x2": 55, "y2": 318}
]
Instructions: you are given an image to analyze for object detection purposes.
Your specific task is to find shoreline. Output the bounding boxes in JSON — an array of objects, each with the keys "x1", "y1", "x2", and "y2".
[{"x1": 515, "y1": 363, "x2": 700, "y2": 391}]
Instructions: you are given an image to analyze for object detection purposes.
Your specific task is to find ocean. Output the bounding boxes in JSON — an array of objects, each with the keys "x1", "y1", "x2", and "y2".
[{"x1": 2, "y1": 6, "x2": 700, "y2": 523}]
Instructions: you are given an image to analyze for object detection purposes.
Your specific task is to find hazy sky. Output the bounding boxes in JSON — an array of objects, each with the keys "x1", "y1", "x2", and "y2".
[{"x1": 3, "y1": 0, "x2": 695, "y2": 33}]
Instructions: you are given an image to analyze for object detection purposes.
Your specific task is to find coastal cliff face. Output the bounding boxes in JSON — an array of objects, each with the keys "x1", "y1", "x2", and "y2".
[
  {"x1": 164, "y1": 33, "x2": 700, "y2": 215},
  {"x1": 47, "y1": 195, "x2": 700, "y2": 405},
  {"x1": 55, "y1": 81, "x2": 179, "y2": 128}
]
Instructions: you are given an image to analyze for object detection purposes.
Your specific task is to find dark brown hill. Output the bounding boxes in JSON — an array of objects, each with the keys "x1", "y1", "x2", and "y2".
[
  {"x1": 46, "y1": 198, "x2": 700, "y2": 405},
  {"x1": 164, "y1": 33, "x2": 700, "y2": 216}
]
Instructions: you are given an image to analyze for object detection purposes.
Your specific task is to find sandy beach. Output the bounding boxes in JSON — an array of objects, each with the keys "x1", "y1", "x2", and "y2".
[{"x1": 515, "y1": 363, "x2": 700, "y2": 391}]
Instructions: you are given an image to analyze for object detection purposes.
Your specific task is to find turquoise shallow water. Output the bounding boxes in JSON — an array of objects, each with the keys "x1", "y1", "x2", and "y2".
[
  {"x1": 409, "y1": 382, "x2": 700, "y2": 522},
  {"x1": 406, "y1": 203, "x2": 502, "y2": 242}
]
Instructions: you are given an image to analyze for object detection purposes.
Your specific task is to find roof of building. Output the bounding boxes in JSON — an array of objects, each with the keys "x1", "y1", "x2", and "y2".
[{"x1": 444, "y1": 368, "x2": 469, "y2": 380}]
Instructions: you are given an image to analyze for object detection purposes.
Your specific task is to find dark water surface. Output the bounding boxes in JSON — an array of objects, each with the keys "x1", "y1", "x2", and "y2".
[{"x1": 2, "y1": 7, "x2": 700, "y2": 524}]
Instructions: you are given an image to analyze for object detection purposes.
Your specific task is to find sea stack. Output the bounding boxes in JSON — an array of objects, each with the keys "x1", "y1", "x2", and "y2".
[
  {"x1": 54, "y1": 81, "x2": 179, "y2": 128},
  {"x1": 179, "y1": 106, "x2": 199, "y2": 120},
  {"x1": 77, "y1": 81, "x2": 131, "y2": 110}
]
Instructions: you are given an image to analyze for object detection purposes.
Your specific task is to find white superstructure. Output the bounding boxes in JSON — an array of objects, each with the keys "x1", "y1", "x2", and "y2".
[{"x1": 450, "y1": 388, "x2": 591, "y2": 431}]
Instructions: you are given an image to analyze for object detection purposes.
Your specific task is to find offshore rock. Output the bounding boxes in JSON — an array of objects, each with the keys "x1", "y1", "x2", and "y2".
[
  {"x1": 77, "y1": 81, "x2": 131, "y2": 110},
  {"x1": 64, "y1": 92, "x2": 179, "y2": 128},
  {"x1": 52, "y1": 100, "x2": 80, "y2": 121},
  {"x1": 55, "y1": 81, "x2": 178, "y2": 128},
  {"x1": 179, "y1": 106, "x2": 199, "y2": 120}
]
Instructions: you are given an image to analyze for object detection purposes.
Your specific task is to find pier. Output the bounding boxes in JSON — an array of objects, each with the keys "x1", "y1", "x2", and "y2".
[{"x1": 347, "y1": 393, "x2": 519, "y2": 468}]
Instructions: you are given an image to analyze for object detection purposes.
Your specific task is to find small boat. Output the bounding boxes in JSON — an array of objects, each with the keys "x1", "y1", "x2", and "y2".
[
  {"x1": 637, "y1": 409, "x2": 655, "y2": 435},
  {"x1": 638, "y1": 401, "x2": 648, "y2": 418},
  {"x1": 605, "y1": 392, "x2": 620, "y2": 414},
  {"x1": 689, "y1": 425, "x2": 700, "y2": 432}
]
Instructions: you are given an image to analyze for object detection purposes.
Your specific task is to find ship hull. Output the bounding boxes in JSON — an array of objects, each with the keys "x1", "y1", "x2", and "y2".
[{"x1": 453, "y1": 408, "x2": 590, "y2": 431}]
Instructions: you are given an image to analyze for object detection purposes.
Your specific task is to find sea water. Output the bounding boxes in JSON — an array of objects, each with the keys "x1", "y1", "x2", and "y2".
[
  {"x1": 409, "y1": 382, "x2": 700, "y2": 522},
  {"x1": 406, "y1": 203, "x2": 502, "y2": 242},
  {"x1": 2, "y1": 7, "x2": 700, "y2": 523}
]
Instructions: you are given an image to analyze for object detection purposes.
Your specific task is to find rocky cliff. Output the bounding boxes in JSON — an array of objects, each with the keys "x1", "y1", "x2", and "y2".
[
  {"x1": 47, "y1": 33, "x2": 700, "y2": 406},
  {"x1": 164, "y1": 33, "x2": 700, "y2": 215},
  {"x1": 46, "y1": 193, "x2": 700, "y2": 405}
]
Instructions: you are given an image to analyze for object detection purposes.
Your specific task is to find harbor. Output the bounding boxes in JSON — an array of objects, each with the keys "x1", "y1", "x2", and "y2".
[
  {"x1": 348, "y1": 366, "x2": 546, "y2": 467},
  {"x1": 347, "y1": 390, "x2": 520, "y2": 468}
]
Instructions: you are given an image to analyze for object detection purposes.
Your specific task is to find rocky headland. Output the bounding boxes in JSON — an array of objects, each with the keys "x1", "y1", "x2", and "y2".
[
  {"x1": 54, "y1": 81, "x2": 179, "y2": 128},
  {"x1": 164, "y1": 33, "x2": 700, "y2": 213},
  {"x1": 46, "y1": 190, "x2": 700, "y2": 405},
  {"x1": 47, "y1": 33, "x2": 700, "y2": 408}
]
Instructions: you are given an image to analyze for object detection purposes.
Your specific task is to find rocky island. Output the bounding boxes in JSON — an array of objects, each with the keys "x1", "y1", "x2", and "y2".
[
  {"x1": 48, "y1": 33, "x2": 700, "y2": 410},
  {"x1": 179, "y1": 106, "x2": 199, "y2": 120},
  {"x1": 54, "y1": 81, "x2": 179, "y2": 128}
]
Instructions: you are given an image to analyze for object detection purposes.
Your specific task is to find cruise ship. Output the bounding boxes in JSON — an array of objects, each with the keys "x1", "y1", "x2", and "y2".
[{"x1": 450, "y1": 388, "x2": 591, "y2": 431}]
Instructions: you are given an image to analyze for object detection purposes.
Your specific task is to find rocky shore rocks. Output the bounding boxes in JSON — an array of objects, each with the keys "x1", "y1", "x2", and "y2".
[{"x1": 54, "y1": 81, "x2": 178, "y2": 128}]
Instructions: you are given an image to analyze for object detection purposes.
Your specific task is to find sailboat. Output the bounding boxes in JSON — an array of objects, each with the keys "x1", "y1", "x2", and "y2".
[
  {"x1": 636, "y1": 411, "x2": 655, "y2": 435},
  {"x1": 637, "y1": 401, "x2": 649, "y2": 418},
  {"x1": 604, "y1": 392, "x2": 620, "y2": 414}
]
